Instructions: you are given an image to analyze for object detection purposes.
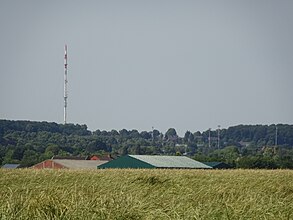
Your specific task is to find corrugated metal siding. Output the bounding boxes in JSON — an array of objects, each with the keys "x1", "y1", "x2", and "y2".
[{"x1": 130, "y1": 155, "x2": 211, "y2": 169}]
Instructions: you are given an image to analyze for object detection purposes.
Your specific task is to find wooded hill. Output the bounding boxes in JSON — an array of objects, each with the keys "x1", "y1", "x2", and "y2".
[{"x1": 1, "y1": 119, "x2": 293, "y2": 168}]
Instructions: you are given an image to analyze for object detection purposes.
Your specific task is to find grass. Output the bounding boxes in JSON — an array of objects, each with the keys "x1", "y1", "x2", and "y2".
[{"x1": 0, "y1": 169, "x2": 293, "y2": 219}]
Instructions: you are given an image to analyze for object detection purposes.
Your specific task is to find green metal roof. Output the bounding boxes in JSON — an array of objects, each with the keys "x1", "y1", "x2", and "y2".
[
  {"x1": 203, "y1": 162, "x2": 231, "y2": 169},
  {"x1": 97, "y1": 155, "x2": 155, "y2": 169},
  {"x1": 98, "y1": 155, "x2": 212, "y2": 169}
]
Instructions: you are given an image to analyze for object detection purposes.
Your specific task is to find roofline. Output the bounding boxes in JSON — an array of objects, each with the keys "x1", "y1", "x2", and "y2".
[{"x1": 30, "y1": 159, "x2": 68, "y2": 169}]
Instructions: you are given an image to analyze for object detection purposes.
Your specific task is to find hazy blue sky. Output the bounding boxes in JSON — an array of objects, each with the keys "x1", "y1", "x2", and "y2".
[{"x1": 0, "y1": 0, "x2": 292, "y2": 135}]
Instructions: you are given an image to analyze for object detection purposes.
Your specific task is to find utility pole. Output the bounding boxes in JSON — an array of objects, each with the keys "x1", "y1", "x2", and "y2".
[
  {"x1": 275, "y1": 126, "x2": 278, "y2": 147},
  {"x1": 217, "y1": 125, "x2": 220, "y2": 150},
  {"x1": 275, "y1": 125, "x2": 278, "y2": 155},
  {"x1": 208, "y1": 128, "x2": 211, "y2": 148}
]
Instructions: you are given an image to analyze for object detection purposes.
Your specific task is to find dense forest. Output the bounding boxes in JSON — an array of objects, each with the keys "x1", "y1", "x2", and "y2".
[{"x1": 1, "y1": 119, "x2": 293, "y2": 168}]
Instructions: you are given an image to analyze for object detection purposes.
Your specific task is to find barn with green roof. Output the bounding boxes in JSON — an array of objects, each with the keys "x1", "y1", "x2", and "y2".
[
  {"x1": 97, "y1": 155, "x2": 212, "y2": 169},
  {"x1": 203, "y1": 162, "x2": 232, "y2": 169}
]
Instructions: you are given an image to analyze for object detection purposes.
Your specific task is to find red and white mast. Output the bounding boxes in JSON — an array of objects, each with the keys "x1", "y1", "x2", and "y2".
[{"x1": 64, "y1": 44, "x2": 68, "y2": 124}]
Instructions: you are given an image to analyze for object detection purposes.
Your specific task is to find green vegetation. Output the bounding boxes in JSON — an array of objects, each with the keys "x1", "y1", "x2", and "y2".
[
  {"x1": 0, "y1": 169, "x2": 292, "y2": 219},
  {"x1": 1, "y1": 119, "x2": 293, "y2": 168}
]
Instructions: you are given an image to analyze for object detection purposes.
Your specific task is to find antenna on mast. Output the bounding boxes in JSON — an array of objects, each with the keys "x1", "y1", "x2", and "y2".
[{"x1": 64, "y1": 44, "x2": 68, "y2": 124}]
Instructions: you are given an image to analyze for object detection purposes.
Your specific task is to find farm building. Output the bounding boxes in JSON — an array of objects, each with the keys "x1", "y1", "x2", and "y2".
[
  {"x1": 1, "y1": 164, "x2": 21, "y2": 169},
  {"x1": 203, "y1": 162, "x2": 232, "y2": 169},
  {"x1": 32, "y1": 159, "x2": 108, "y2": 169},
  {"x1": 97, "y1": 155, "x2": 212, "y2": 169},
  {"x1": 90, "y1": 154, "x2": 113, "y2": 161}
]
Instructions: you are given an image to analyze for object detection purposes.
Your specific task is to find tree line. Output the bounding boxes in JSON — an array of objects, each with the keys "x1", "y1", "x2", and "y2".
[{"x1": 0, "y1": 119, "x2": 293, "y2": 168}]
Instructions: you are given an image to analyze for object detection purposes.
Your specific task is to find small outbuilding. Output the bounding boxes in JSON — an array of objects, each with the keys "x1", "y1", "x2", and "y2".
[
  {"x1": 97, "y1": 155, "x2": 212, "y2": 169},
  {"x1": 203, "y1": 162, "x2": 232, "y2": 169},
  {"x1": 2, "y1": 164, "x2": 21, "y2": 169}
]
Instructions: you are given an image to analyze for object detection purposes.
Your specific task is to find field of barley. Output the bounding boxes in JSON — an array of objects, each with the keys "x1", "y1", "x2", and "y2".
[{"x1": 0, "y1": 169, "x2": 293, "y2": 220}]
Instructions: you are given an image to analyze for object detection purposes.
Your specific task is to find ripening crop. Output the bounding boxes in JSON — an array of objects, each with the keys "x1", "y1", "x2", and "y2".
[{"x1": 0, "y1": 169, "x2": 292, "y2": 219}]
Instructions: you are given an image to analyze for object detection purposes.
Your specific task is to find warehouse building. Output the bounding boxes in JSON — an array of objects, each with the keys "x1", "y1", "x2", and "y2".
[
  {"x1": 203, "y1": 162, "x2": 232, "y2": 169},
  {"x1": 97, "y1": 155, "x2": 212, "y2": 169},
  {"x1": 32, "y1": 159, "x2": 108, "y2": 169}
]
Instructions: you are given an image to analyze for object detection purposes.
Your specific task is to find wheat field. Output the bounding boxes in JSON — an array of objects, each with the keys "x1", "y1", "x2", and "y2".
[{"x1": 0, "y1": 169, "x2": 292, "y2": 219}]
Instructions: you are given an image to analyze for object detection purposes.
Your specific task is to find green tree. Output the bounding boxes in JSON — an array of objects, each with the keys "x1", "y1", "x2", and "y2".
[
  {"x1": 165, "y1": 128, "x2": 177, "y2": 140},
  {"x1": 210, "y1": 146, "x2": 239, "y2": 164},
  {"x1": 184, "y1": 131, "x2": 194, "y2": 144},
  {"x1": 2, "y1": 149, "x2": 18, "y2": 164},
  {"x1": 21, "y1": 150, "x2": 39, "y2": 167}
]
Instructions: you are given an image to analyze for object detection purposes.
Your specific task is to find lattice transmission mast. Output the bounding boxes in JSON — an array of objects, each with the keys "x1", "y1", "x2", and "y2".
[{"x1": 64, "y1": 44, "x2": 68, "y2": 124}]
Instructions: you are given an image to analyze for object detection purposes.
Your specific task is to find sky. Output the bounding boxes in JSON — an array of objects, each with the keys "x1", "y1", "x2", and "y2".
[{"x1": 0, "y1": 0, "x2": 292, "y2": 136}]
